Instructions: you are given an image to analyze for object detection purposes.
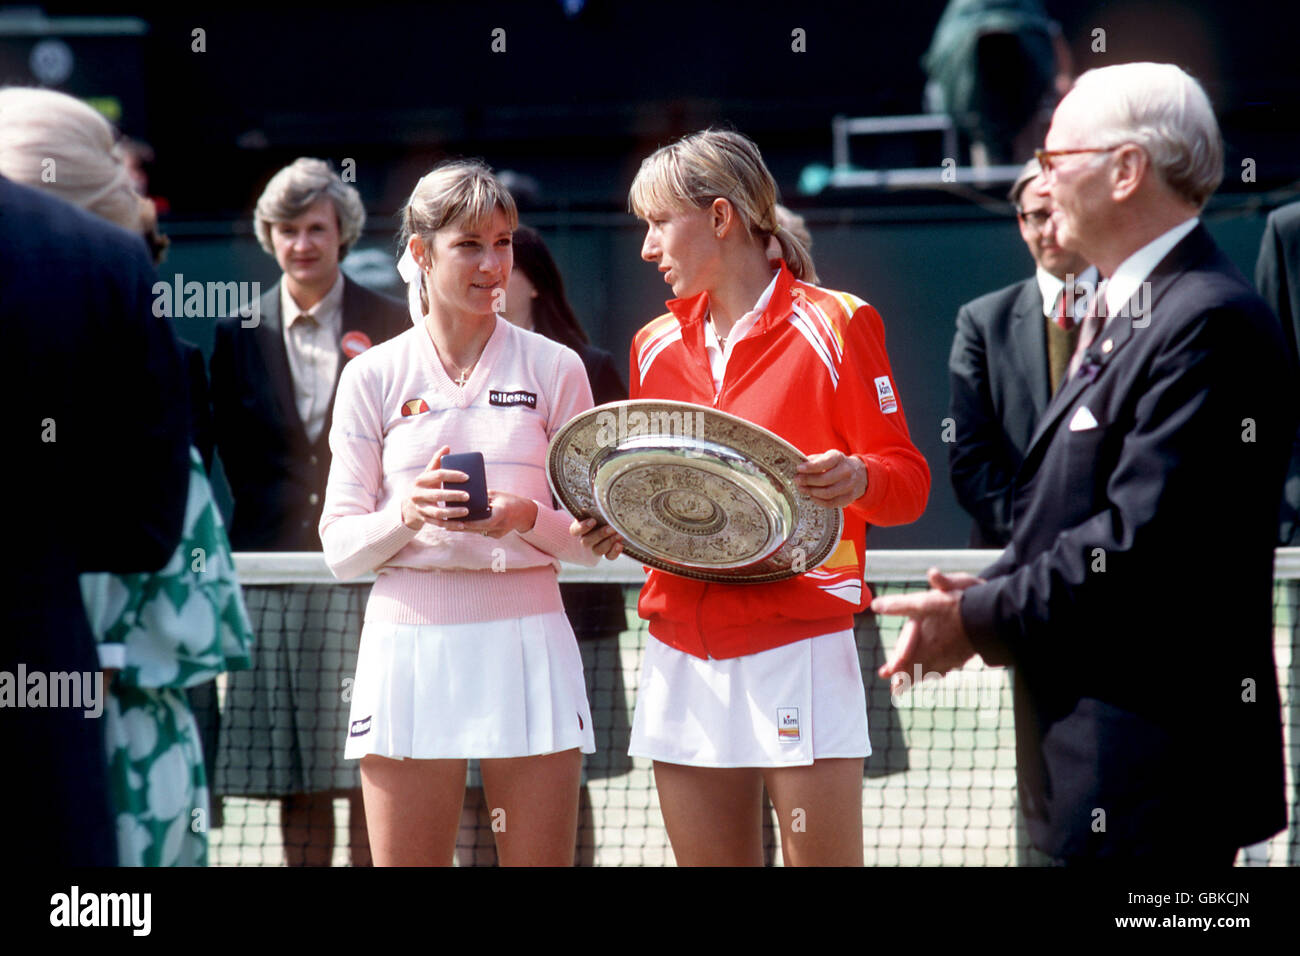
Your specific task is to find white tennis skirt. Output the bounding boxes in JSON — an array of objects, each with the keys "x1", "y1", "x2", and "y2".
[
  {"x1": 628, "y1": 628, "x2": 869, "y2": 768},
  {"x1": 344, "y1": 611, "x2": 595, "y2": 760}
]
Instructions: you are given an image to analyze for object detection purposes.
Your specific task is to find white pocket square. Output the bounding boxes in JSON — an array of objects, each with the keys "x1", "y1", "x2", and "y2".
[{"x1": 1069, "y1": 406, "x2": 1099, "y2": 431}]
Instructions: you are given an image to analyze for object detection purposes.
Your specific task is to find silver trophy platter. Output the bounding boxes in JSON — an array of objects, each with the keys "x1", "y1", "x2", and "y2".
[{"x1": 547, "y1": 400, "x2": 843, "y2": 583}]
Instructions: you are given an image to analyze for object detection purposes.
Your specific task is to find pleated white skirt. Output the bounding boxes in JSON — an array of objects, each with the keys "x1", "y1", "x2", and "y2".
[
  {"x1": 628, "y1": 628, "x2": 869, "y2": 768},
  {"x1": 344, "y1": 611, "x2": 595, "y2": 760}
]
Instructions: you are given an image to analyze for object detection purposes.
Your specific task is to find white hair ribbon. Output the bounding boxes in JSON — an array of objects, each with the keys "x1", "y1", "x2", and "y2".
[{"x1": 396, "y1": 243, "x2": 424, "y2": 326}]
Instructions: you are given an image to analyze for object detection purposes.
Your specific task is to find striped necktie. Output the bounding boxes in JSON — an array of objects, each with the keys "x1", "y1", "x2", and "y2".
[
  {"x1": 1054, "y1": 286, "x2": 1075, "y2": 331},
  {"x1": 1066, "y1": 280, "x2": 1108, "y2": 379}
]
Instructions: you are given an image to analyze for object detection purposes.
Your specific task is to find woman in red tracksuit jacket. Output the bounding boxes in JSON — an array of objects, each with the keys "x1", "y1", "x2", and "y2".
[{"x1": 578, "y1": 129, "x2": 930, "y2": 865}]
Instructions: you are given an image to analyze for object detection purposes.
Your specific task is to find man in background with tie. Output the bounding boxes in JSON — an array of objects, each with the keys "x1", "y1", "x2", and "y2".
[
  {"x1": 878, "y1": 62, "x2": 1292, "y2": 863},
  {"x1": 947, "y1": 157, "x2": 1095, "y2": 547},
  {"x1": 210, "y1": 158, "x2": 409, "y2": 865}
]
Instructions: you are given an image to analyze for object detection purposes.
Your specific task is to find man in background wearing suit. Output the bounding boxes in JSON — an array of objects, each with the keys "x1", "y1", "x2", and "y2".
[
  {"x1": 948, "y1": 157, "x2": 1094, "y2": 547},
  {"x1": 210, "y1": 158, "x2": 408, "y2": 865},
  {"x1": 2, "y1": 176, "x2": 191, "y2": 865},
  {"x1": 1255, "y1": 200, "x2": 1300, "y2": 866},
  {"x1": 1255, "y1": 203, "x2": 1300, "y2": 547},
  {"x1": 877, "y1": 62, "x2": 1292, "y2": 863}
]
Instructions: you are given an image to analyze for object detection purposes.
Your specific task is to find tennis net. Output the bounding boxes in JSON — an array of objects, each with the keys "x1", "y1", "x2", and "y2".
[{"x1": 203, "y1": 549, "x2": 1300, "y2": 866}]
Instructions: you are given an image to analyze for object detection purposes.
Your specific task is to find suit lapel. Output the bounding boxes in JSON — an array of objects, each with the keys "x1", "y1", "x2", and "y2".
[
  {"x1": 1019, "y1": 224, "x2": 1214, "y2": 469},
  {"x1": 1010, "y1": 278, "x2": 1051, "y2": 416},
  {"x1": 1027, "y1": 317, "x2": 1134, "y2": 451},
  {"x1": 257, "y1": 280, "x2": 310, "y2": 443},
  {"x1": 325, "y1": 277, "x2": 370, "y2": 440},
  {"x1": 335, "y1": 277, "x2": 376, "y2": 388}
]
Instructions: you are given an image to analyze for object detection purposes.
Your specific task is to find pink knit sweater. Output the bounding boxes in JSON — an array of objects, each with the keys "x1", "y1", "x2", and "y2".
[{"x1": 320, "y1": 316, "x2": 598, "y2": 625}]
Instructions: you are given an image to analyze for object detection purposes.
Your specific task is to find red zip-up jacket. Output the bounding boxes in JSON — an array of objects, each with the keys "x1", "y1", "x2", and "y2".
[{"x1": 629, "y1": 263, "x2": 930, "y2": 659}]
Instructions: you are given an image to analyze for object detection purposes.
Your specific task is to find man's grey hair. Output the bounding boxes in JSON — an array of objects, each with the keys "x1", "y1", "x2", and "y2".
[
  {"x1": 254, "y1": 157, "x2": 365, "y2": 256},
  {"x1": 1070, "y1": 62, "x2": 1223, "y2": 209},
  {"x1": 1008, "y1": 157, "x2": 1043, "y2": 209}
]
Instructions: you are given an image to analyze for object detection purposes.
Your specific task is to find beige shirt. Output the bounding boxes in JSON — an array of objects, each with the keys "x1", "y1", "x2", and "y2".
[{"x1": 280, "y1": 274, "x2": 344, "y2": 443}]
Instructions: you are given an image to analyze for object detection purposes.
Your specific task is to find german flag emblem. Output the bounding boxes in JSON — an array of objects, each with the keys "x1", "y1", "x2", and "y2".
[{"x1": 401, "y1": 398, "x2": 430, "y2": 417}]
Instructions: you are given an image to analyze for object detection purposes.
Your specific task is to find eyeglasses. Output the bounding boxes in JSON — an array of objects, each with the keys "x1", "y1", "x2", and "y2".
[
  {"x1": 1034, "y1": 145, "x2": 1126, "y2": 174},
  {"x1": 1016, "y1": 209, "x2": 1052, "y2": 230}
]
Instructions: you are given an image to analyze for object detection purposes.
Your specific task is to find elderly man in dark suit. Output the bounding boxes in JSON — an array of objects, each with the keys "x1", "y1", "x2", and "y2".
[
  {"x1": 1, "y1": 176, "x2": 191, "y2": 865},
  {"x1": 210, "y1": 158, "x2": 408, "y2": 866},
  {"x1": 948, "y1": 158, "x2": 1094, "y2": 547},
  {"x1": 877, "y1": 62, "x2": 1293, "y2": 863}
]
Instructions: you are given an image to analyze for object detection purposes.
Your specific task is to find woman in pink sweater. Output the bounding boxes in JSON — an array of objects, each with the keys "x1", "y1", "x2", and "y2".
[{"x1": 320, "y1": 160, "x2": 601, "y2": 866}]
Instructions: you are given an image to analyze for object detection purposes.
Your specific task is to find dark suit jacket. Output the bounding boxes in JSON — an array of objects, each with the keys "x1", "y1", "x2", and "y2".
[
  {"x1": 210, "y1": 276, "x2": 409, "y2": 551},
  {"x1": 948, "y1": 277, "x2": 1050, "y2": 547},
  {"x1": 576, "y1": 343, "x2": 628, "y2": 407},
  {"x1": 182, "y1": 340, "x2": 215, "y2": 474},
  {"x1": 960, "y1": 224, "x2": 1293, "y2": 859},
  {"x1": 1254, "y1": 202, "x2": 1300, "y2": 545},
  {"x1": 0, "y1": 177, "x2": 191, "y2": 864}
]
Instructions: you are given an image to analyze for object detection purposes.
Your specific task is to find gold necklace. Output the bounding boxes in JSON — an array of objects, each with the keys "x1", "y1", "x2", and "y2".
[
  {"x1": 427, "y1": 319, "x2": 488, "y2": 387},
  {"x1": 449, "y1": 344, "x2": 486, "y2": 387}
]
